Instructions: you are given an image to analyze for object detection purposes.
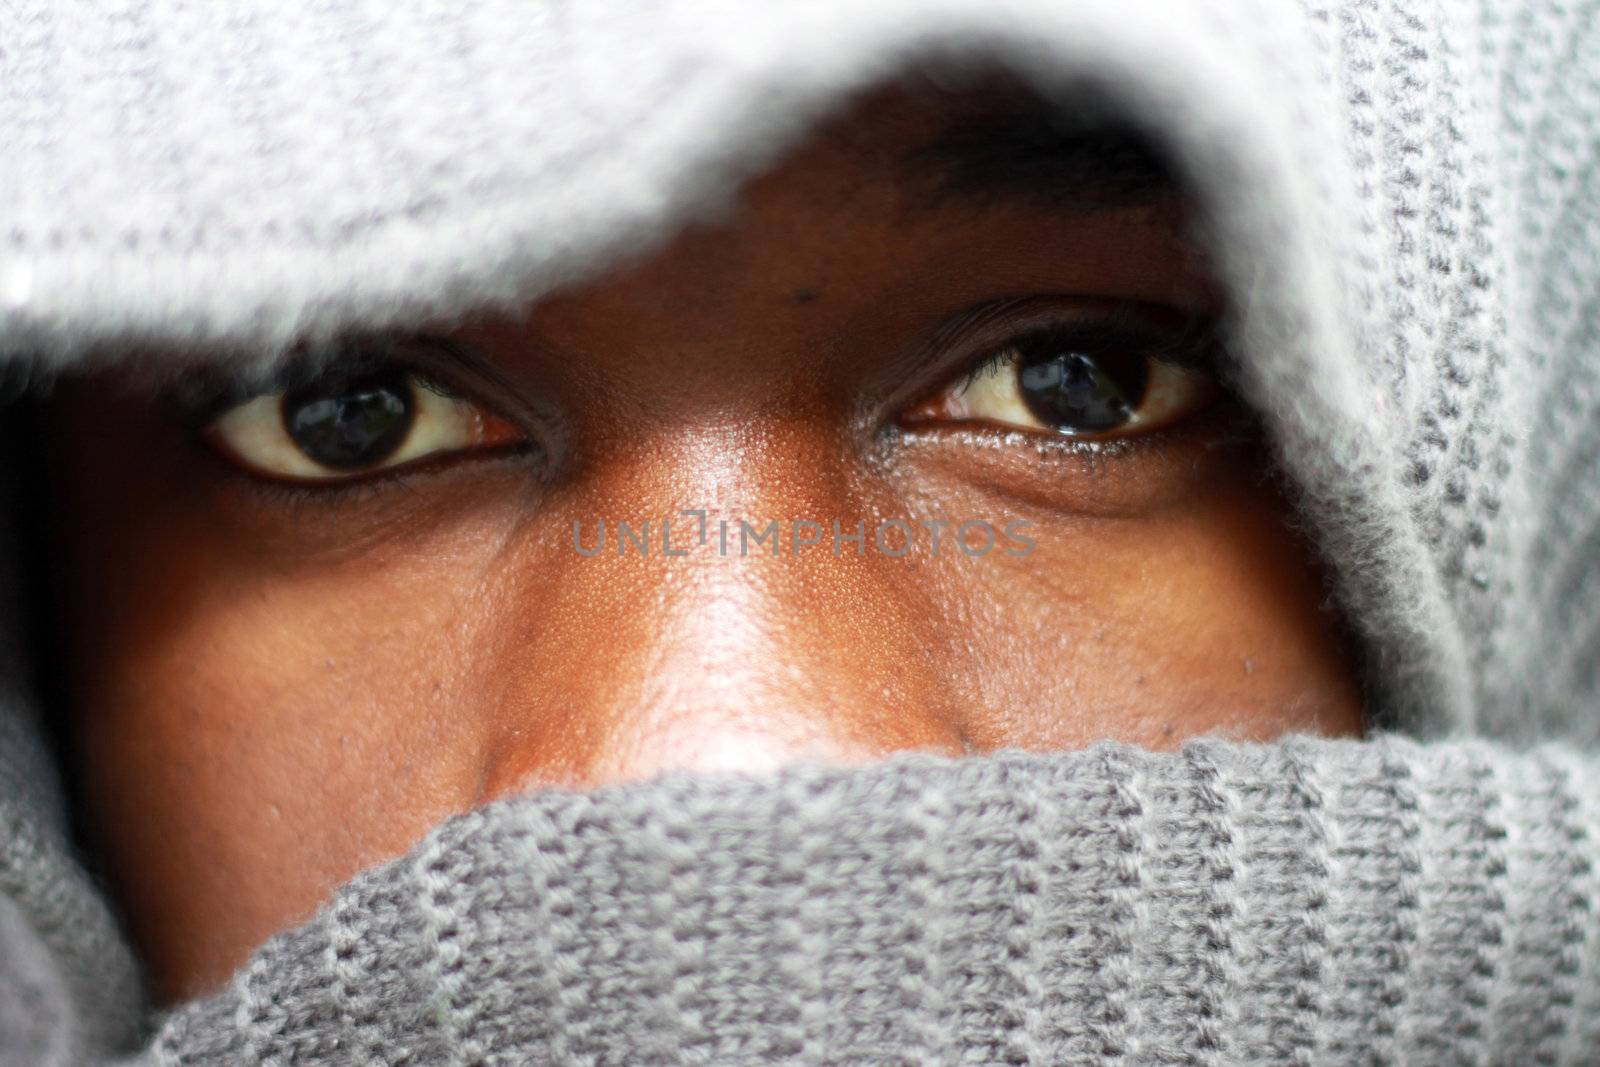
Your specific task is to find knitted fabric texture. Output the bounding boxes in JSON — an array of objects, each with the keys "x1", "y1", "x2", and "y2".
[
  {"x1": 123, "y1": 740, "x2": 1600, "y2": 1064},
  {"x1": 0, "y1": 0, "x2": 1597, "y2": 1063}
]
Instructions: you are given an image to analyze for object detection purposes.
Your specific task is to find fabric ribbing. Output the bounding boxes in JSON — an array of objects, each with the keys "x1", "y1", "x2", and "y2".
[{"x1": 116, "y1": 737, "x2": 1598, "y2": 1066}]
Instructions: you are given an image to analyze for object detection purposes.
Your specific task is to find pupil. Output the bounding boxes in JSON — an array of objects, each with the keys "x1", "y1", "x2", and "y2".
[
  {"x1": 1015, "y1": 340, "x2": 1148, "y2": 434},
  {"x1": 282, "y1": 370, "x2": 415, "y2": 470}
]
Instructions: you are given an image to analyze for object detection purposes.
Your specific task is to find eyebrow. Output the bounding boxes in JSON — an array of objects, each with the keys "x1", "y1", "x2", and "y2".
[{"x1": 903, "y1": 90, "x2": 1181, "y2": 215}]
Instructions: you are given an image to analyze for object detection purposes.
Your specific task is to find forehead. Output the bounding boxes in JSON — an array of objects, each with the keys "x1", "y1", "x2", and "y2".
[
  {"x1": 811, "y1": 73, "x2": 1182, "y2": 216},
  {"x1": 514, "y1": 73, "x2": 1194, "y2": 302},
  {"x1": 448, "y1": 83, "x2": 1206, "y2": 401}
]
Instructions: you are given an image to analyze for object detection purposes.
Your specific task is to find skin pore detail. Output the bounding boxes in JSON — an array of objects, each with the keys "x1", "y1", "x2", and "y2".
[{"x1": 38, "y1": 77, "x2": 1364, "y2": 1003}]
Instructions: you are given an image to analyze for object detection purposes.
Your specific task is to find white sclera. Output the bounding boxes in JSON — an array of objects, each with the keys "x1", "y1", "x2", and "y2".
[
  {"x1": 942, "y1": 350, "x2": 1211, "y2": 436},
  {"x1": 209, "y1": 379, "x2": 487, "y2": 481}
]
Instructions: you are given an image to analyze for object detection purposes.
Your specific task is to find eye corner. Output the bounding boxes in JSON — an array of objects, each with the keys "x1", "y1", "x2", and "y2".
[
  {"x1": 895, "y1": 297, "x2": 1227, "y2": 444},
  {"x1": 192, "y1": 341, "x2": 534, "y2": 490}
]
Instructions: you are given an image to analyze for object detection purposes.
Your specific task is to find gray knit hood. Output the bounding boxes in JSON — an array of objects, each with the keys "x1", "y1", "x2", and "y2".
[{"x1": 1, "y1": 0, "x2": 1598, "y2": 1063}]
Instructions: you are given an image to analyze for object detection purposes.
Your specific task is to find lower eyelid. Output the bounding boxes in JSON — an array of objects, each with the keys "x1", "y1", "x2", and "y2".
[
  {"x1": 887, "y1": 401, "x2": 1253, "y2": 521},
  {"x1": 208, "y1": 439, "x2": 541, "y2": 511}
]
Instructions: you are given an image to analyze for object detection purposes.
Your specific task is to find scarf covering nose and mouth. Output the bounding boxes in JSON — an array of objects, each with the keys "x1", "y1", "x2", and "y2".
[
  {"x1": 1, "y1": 0, "x2": 1599, "y2": 1063},
  {"x1": 137, "y1": 741, "x2": 1600, "y2": 1064}
]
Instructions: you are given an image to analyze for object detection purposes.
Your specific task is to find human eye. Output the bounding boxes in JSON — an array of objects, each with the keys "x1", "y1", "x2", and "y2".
[
  {"x1": 195, "y1": 339, "x2": 526, "y2": 484},
  {"x1": 901, "y1": 305, "x2": 1223, "y2": 440}
]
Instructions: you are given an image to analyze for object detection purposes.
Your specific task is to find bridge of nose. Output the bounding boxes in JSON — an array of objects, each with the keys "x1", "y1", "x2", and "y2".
[{"x1": 478, "y1": 418, "x2": 968, "y2": 793}]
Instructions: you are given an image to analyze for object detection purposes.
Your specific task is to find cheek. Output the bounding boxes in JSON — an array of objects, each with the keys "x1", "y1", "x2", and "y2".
[
  {"x1": 919, "y1": 476, "x2": 1363, "y2": 749},
  {"x1": 52, "y1": 493, "x2": 509, "y2": 1002}
]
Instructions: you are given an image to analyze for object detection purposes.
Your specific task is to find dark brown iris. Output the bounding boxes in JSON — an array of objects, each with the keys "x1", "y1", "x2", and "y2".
[
  {"x1": 282, "y1": 369, "x2": 414, "y2": 470},
  {"x1": 1015, "y1": 330, "x2": 1148, "y2": 434}
]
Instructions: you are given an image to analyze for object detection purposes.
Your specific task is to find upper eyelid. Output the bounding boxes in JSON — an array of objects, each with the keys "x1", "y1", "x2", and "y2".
[
  {"x1": 955, "y1": 317, "x2": 1222, "y2": 391},
  {"x1": 164, "y1": 334, "x2": 507, "y2": 426},
  {"x1": 899, "y1": 296, "x2": 1226, "y2": 403},
  {"x1": 169, "y1": 309, "x2": 1223, "y2": 433}
]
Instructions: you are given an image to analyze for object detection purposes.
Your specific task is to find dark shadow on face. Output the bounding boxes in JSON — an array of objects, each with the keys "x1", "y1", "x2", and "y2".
[{"x1": 35, "y1": 72, "x2": 1364, "y2": 1002}]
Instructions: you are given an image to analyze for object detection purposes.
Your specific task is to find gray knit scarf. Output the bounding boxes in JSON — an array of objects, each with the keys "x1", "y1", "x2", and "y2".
[{"x1": 1, "y1": 0, "x2": 1598, "y2": 1063}]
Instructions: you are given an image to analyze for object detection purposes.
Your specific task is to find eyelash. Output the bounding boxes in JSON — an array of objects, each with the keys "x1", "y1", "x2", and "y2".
[
  {"x1": 951, "y1": 313, "x2": 1224, "y2": 393},
  {"x1": 172, "y1": 362, "x2": 451, "y2": 427},
  {"x1": 231, "y1": 446, "x2": 530, "y2": 511},
  {"x1": 170, "y1": 352, "x2": 536, "y2": 501}
]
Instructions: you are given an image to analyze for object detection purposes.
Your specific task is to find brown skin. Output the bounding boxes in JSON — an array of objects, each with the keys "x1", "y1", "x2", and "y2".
[{"x1": 41, "y1": 84, "x2": 1362, "y2": 1004}]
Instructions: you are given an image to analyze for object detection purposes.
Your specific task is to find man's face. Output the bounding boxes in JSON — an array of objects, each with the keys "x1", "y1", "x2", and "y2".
[{"x1": 41, "y1": 81, "x2": 1362, "y2": 1002}]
